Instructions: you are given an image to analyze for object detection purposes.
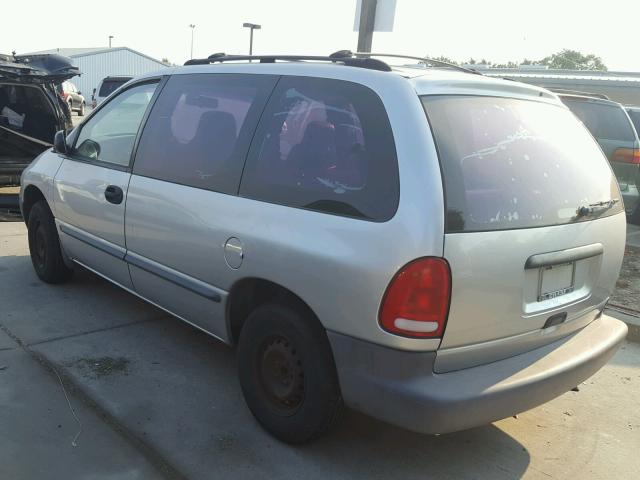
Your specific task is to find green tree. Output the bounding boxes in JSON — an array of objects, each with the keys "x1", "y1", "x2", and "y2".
[
  {"x1": 493, "y1": 61, "x2": 519, "y2": 68},
  {"x1": 539, "y1": 49, "x2": 607, "y2": 71},
  {"x1": 424, "y1": 55, "x2": 459, "y2": 65}
]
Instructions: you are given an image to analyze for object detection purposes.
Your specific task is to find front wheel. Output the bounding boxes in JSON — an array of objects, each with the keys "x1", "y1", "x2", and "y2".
[
  {"x1": 27, "y1": 201, "x2": 73, "y2": 283},
  {"x1": 237, "y1": 303, "x2": 342, "y2": 443},
  {"x1": 78, "y1": 102, "x2": 85, "y2": 116}
]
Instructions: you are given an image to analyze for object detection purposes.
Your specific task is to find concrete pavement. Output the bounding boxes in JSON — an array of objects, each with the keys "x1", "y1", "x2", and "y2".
[
  {"x1": 0, "y1": 329, "x2": 169, "y2": 479},
  {"x1": 1, "y1": 222, "x2": 639, "y2": 479}
]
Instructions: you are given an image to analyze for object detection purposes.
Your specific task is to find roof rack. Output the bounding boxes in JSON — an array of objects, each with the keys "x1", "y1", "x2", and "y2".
[
  {"x1": 184, "y1": 51, "x2": 392, "y2": 71},
  {"x1": 183, "y1": 50, "x2": 481, "y2": 76}
]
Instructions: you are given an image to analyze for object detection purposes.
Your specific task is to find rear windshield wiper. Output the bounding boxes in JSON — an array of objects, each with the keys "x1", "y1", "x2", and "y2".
[{"x1": 577, "y1": 199, "x2": 619, "y2": 217}]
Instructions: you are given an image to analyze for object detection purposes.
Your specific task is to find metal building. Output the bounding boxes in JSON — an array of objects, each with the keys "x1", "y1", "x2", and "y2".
[
  {"x1": 21, "y1": 47, "x2": 169, "y2": 101},
  {"x1": 475, "y1": 68, "x2": 640, "y2": 106}
]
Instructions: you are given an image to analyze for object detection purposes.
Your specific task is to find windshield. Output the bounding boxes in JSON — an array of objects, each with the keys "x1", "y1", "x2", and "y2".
[
  {"x1": 422, "y1": 95, "x2": 623, "y2": 233},
  {"x1": 562, "y1": 98, "x2": 636, "y2": 142},
  {"x1": 99, "y1": 79, "x2": 130, "y2": 97}
]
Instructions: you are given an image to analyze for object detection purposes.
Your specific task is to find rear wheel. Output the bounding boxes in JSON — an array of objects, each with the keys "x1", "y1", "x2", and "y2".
[
  {"x1": 68, "y1": 101, "x2": 74, "y2": 115},
  {"x1": 27, "y1": 201, "x2": 73, "y2": 283},
  {"x1": 237, "y1": 303, "x2": 342, "y2": 444}
]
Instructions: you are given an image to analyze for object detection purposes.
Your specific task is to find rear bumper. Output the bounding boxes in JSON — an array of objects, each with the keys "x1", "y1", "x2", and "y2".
[{"x1": 328, "y1": 314, "x2": 627, "y2": 434}]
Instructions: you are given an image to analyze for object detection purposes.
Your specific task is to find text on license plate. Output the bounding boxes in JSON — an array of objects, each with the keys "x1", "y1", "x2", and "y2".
[{"x1": 538, "y1": 262, "x2": 575, "y2": 302}]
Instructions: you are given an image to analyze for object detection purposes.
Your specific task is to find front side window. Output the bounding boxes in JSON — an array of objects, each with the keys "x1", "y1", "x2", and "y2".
[
  {"x1": 240, "y1": 76, "x2": 399, "y2": 221},
  {"x1": 133, "y1": 73, "x2": 277, "y2": 194},
  {"x1": 422, "y1": 95, "x2": 622, "y2": 233},
  {"x1": 73, "y1": 81, "x2": 158, "y2": 166}
]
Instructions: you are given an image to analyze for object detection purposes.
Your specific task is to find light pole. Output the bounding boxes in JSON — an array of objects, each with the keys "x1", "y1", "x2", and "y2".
[
  {"x1": 108, "y1": 35, "x2": 114, "y2": 48},
  {"x1": 242, "y1": 23, "x2": 261, "y2": 55},
  {"x1": 189, "y1": 24, "x2": 196, "y2": 59},
  {"x1": 356, "y1": 0, "x2": 377, "y2": 53}
]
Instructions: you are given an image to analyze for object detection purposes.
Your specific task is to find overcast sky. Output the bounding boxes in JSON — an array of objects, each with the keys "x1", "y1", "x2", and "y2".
[{"x1": 4, "y1": 0, "x2": 638, "y2": 71}]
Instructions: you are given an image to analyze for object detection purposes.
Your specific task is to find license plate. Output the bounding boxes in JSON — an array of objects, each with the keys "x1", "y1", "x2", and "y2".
[{"x1": 538, "y1": 262, "x2": 575, "y2": 302}]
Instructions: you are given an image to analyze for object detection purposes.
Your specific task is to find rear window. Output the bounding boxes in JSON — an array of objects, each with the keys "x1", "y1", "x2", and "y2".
[
  {"x1": 422, "y1": 95, "x2": 622, "y2": 233},
  {"x1": 627, "y1": 109, "x2": 640, "y2": 137},
  {"x1": 99, "y1": 79, "x2": 130, "y2": 97},
  {"x1": 562, "y1": 98, "x2": 636, "y2": 142}
]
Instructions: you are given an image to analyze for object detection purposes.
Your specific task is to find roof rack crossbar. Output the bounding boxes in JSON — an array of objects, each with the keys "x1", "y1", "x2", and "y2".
[{"x1": 184, "y1": 53, "x2": 392, "y2": 71}]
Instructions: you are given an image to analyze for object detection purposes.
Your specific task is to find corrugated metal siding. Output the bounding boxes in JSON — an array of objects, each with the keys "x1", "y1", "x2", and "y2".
[
  {"x1": 483, "y1": 73, "x2": 640, "y2": 106},
  {"x1": 69, "y1": 50, "x2": 168, "y2": 101}
]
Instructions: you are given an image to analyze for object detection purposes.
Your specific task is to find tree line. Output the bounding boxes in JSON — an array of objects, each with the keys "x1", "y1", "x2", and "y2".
[{"x1": 429, "y1": 49, "x2": 607, "y2": 71}]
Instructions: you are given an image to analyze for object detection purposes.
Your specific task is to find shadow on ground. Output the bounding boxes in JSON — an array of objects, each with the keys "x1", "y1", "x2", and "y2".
[{"x1": 1, "y1": 254, "x2": 531, "y2": 480}]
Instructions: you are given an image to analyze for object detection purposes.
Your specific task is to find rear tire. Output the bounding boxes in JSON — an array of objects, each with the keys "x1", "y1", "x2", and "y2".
[
  {"x1": 27, "y1": 201, "x2": 73, "y2": 284},
  {"x1": 237, "y1": 303, "x2": 342, "y2": 444}
]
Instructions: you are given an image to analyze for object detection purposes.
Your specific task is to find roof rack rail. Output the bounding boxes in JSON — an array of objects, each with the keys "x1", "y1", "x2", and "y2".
[
  {"x1": 347, "y1": 51, "x2": 482, "y2": 75},
  {"x1": 184, "y1": 52, "x2": 392, "y2": 71}
]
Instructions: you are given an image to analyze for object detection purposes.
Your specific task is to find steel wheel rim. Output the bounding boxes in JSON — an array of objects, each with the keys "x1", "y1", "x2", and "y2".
[{"x1": 258, "y1": 335, "x2": 305, "y2": 415}]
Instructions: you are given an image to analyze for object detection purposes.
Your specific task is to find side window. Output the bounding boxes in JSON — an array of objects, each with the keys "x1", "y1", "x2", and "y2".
[
  {"x1": 240, "y1": 76, "x2": 399, "y2": 221},
  {"x1": 73, "y1": 81, "x2": 158, "y2": 166},
  {"x1": 133, "y1": 73, "x2": 278, "y2": 194}
]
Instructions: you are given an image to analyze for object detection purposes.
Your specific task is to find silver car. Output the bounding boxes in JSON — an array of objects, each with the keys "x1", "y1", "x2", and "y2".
[{"x1": 20, "y1": 52, "x2": 628, "y2": 443}]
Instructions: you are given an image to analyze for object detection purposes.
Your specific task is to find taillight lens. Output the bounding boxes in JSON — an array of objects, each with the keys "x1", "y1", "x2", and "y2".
[
  {"x1": 379, "y1": 257, "x2": 451, "y2": 338},
  {"x1": 613, "y1": 148, "x2": 640, "y2": 165}
]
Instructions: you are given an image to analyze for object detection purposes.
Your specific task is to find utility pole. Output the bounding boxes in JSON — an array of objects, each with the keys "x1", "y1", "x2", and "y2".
[
  {"x1": 357, "y1": 0, "x2": 377, "y2": 52},
  {"x1": 189, "y1": 24, "x2": 196, "y2": 59},
  {"x1": 243, "y1": 23, "x2": 261, "y2": 55},
  {"x1": 108, "y1": 35, "x2": 114, "y2": 48}
]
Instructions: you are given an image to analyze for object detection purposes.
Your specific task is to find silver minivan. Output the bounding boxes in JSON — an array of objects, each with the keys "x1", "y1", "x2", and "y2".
[{"x1": 20, "y1": 52, "x2": 628, "y2": 443}]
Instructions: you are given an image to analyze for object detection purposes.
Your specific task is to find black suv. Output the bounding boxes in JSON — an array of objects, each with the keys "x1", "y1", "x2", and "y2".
[{"x1": 0, "y1": 53, "x2": 79, "y2": 187}]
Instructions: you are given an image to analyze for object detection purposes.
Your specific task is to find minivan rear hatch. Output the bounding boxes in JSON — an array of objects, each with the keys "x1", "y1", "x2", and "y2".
[
  {"x1": 422, "y1": 95, "x2": 626, "y2": 371},
  {"x1": 0, "y1": 53, "x2": 79, "y2": 83}
]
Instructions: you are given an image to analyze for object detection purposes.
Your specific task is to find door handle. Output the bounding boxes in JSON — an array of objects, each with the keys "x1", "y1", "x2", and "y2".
[{"x1": 104, "y1": 185, "x2": 124, "y2": 204}]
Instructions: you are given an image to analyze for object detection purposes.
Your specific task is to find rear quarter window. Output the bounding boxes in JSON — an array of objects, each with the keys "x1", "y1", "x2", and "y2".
[
  {"x1": 239, "y1": 76, "x2": 399, "y2": 221},
  {"x1": 422, "y1": 95, "x2": 622, "y2": 233},
  {"x1": 562, "y1": 98, "x2": 636, "y2": 142},
  {"x1": 627, "y1": 109, "x2": 640, "y2": 137}
]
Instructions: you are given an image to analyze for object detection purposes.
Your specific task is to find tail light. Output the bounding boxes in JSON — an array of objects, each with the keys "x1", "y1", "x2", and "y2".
[
  {"x1": 379, "y1": 257, "x2": 451, "y2": 338},
  {"x1": 613, "y1": 148, "x2": 640, "y2": 165}
]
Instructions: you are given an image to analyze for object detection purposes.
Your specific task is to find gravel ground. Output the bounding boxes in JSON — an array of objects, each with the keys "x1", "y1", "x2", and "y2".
[{"x1": 610, "y1": 245, "x2": 640, "y2": 313}]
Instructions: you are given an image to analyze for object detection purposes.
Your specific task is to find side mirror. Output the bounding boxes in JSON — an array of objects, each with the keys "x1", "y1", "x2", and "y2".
[
  {"x1": 53, "y1": 130, "x2": 68, "y2": 154},
  {"x1": 78, "y1": 91, "x2": 82, "y2": 96}
]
